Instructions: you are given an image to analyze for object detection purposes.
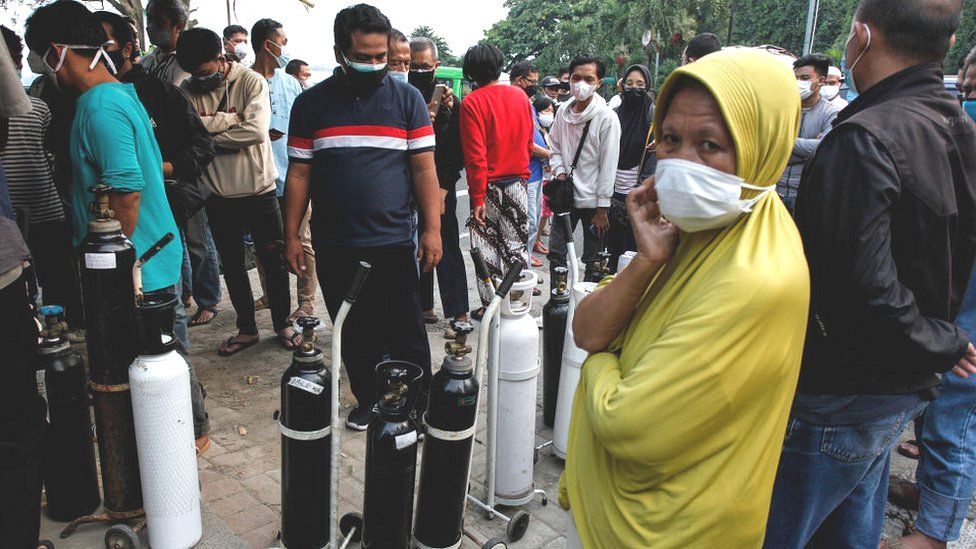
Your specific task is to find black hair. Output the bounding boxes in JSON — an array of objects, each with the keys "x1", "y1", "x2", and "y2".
[
  {"x1": 333, "y1": 3, "x2": 391, "y2": 54},
  {"x1": 146, "y1": 0, "x2": 188, "y2": 29},
  {"x1": 793, "y1": 53, "x2": 830, "y2": 77},
  {"x1": 175, "y1": 27, "x2": 221, "y2": 72},
  {"x1": 390, "y1": 28, "x2": 408, "y2": 45},
  {"x1": 510, "y1": 60, "x2": 537, "y2": 80},
  {"x1": 223, "y1": 24, "x2": 247, "y2": 40},
  {"x1": 285, "y1": 58, "x2": 308, "y2": 75},
  {"x1": 557, "y1": 66, "x2": 569, "y2": 78},
  {"x1": 568, "y1": 53, "x2": 606, "y2": 80},
  {"x1": 856, "y1": 0, "x2": 962, "y2": 62},
  {"x1": 25, "y1": 0, "x2": 107, "y2": 59},
  {"x1": 463, "y1": 43, "x2": 504, "y2": 86},
  {"x1": 532, "y1": 95, "x2": 554, "y2": 113},
  {"x1": 92, "y1": 11, "x2": 134, "y2": 51},
  {"x1": 250, "y1": 18, "x2": 283, "y2": 54},
  {"x1": 685, "y1": 32, "x2": 721, "y2": 61},
  {"x1": 1, "y1": 25, "x2": 22, "y2": 59}
]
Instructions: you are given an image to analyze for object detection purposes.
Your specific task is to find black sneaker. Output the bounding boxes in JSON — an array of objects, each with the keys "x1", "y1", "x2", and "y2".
[{"x1": 346, "y1": 405, "x2": 373, "y2": 431}]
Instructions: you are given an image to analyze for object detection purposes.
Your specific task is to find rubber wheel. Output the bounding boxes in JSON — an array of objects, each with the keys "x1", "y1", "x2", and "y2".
[
  {"x1": 104, "y1": 524, "x2": 140, "y2": 549},
  {"x1": 483, "y1": 538, "x2": 508, "y2": 549},
  {"x1": 340, "y1": 512, "x2": 364, "y2": 543},
  {"x1": 506, "y1": 510, "x2": 530, "y2": 542}
]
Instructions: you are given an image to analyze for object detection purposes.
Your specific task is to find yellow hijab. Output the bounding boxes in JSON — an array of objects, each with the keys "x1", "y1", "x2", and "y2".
[{"x1": 558, "y1": 49, "x2": 809, "y2": 548}]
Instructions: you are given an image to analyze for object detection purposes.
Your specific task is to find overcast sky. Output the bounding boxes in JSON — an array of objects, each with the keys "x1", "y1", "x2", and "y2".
[{"x1": 2, "y1": 0, "x2": 509, "y2": 73}]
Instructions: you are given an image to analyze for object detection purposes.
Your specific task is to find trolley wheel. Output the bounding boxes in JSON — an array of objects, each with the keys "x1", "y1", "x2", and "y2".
[
  {"x1": 104, "y1": 524, "x2": 140, "y2": 549},
  {"x1": 506, "y1": 510, "x2": 530, "y2": 542},
  {"x1": 340, "y1": 512, "x2": 364, "y2": 543},
  {"x1": 483, "y1": 538, "x2": 508, "y2": 549}
]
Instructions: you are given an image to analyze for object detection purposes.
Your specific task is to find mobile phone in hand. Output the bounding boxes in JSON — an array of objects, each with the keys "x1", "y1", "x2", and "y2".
[{"x1": 429, "y1": 84, "x2": 448, "y2": 112}]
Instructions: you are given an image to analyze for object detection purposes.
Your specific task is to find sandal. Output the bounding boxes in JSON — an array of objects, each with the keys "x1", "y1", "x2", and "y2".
[
  {"x1": 287, "y1": 305, "x2": 315, "y2": 324},
  {"x1": 218, "y1": 335, "x2": 258, "y2": 357},
  {"x1": 887, "y1": 476, "x2": 920, "y2": 511},
  {"x1": 277, "y1": 329, "x2": 303, "y2": 350},
  {"x1": 897, "y1": 439, "x2": 920, "y2": 460},
  {"x1": 188, "y1": 308, "x2": 218, "y2": 327},
  {"x1": 530, "y1": 255, "x2": 544, "y2": 267},
  {"x1": 533, "y1": 241, "x2": 549, "y2": 254},
  {"x1": 422, "y1": 310, "x2": 439, "y2": 324},
  {"x1": 253, "y1": 296, "x2": 269, "y2": 311}
]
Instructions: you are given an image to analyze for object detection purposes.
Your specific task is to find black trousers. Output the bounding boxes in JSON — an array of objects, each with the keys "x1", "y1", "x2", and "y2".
[
  {"x1": 606, "y1": 194, "x2": 636, "y2": 273},
  {"x1": 0, "y1": 273, "x2": 45, "y2": 547},
  {"x1": 419, "y1": 189, "x2": 470, "y2": 319},
  {"x1": 206, "y1": 191, "x2": 291, "y2": 334},
  {"x1": 547, "y1": 207, "x2": 605, "y2": 286},
  {"x1": 316, "y1": 244, "x2": 432, "y2": 414},
  {"x1": 27, "y1": 219, "x2": 84, "y2": 327}
]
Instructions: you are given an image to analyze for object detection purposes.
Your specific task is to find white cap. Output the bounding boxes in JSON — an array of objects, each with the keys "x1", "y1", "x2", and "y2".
[{"x1": 828, "y1": 66, "x2": 843, "y2": 79}]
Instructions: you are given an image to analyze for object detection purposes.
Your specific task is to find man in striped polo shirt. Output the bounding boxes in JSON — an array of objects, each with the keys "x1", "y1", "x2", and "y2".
[{"x1": 282, "y1": 3, "x2": 442, "y2": 431}]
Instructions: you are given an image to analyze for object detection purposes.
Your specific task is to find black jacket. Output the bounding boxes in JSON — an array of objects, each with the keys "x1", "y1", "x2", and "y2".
[
  {"x1": 795, "y1": 63, "x2": 976, "y2": 395},
  {"x1": 119, "y1": 64, "x2": 214, "y2": 186},
  {"x1": 433, "y1": 97, "x2": 463, "y2": 191}
]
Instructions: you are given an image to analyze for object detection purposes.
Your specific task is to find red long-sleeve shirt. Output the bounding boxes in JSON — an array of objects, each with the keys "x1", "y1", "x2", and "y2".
[{"x1": 459, "y1": 84, "x2": 534, "y2": 207}]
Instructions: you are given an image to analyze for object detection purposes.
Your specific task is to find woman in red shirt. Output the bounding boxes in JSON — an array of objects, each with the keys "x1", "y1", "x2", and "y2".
[{"x1": 459, "y1": 43, "x2": 534, "y2": 305}]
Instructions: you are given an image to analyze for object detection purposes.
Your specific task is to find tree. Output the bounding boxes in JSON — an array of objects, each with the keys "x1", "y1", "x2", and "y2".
[{"x1": 410, "y1": 24, "x2": 460, "y2": 66}]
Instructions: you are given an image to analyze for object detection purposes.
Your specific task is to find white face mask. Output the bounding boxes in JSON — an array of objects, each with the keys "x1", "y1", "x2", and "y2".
[
  {"x1": 654, "y1": 158, "x2": 774, "y2": 233},
  {"x1": 820, "y1": 84, "x2": 840, "y2": 101},
  {"x1": 233, "y1": 42, "x2": 249, "y2": 62},
  {"x1": 571, "y1": 80, "x2": 595, "y2": 101},
  {"x1": 43, "y1": 41, "x2": 118, "y2": 75},
  {"x1": 389, "y1": 70, "x2": 408, "y2": 83},
  {"x1": 797, "y1": 80, "x2": 814, "y2": 100},
  {"x1": 27, "y1": 50, "x2": 47, "y2": 75},
  {"x1": 538, "y1": 112, "x2": 554, "y2": 128}
]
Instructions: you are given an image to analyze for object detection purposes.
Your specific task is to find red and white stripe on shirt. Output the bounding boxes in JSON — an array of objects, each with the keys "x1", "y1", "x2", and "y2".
[{"x1": 288, "y1": 124, "x2": 435, "y2": 159}]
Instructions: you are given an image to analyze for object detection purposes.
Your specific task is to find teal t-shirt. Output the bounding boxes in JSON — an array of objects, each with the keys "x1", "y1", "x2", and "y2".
[{"x1": 70, "y1": 82, "x2": 182, "y2": 292}]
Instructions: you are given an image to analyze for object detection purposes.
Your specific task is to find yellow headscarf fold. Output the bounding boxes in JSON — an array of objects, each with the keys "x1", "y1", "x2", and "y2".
[{"x1": 558, "y1": 49, "x2": 809, "y2": 548}]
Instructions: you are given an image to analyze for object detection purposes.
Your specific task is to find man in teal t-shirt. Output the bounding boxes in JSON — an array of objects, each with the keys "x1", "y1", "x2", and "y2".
[{"x1": 70, "y1": 82, "x2": 182, "y2": 292}]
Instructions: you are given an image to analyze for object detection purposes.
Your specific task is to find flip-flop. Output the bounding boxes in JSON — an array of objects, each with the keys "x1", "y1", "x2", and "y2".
[
  {"x1": 897, "y1": 439, "x2": 920, "y2": 460},
  {"x1": 533, "y1": 241, "x2": 549, "y2": 254},
  {"x1": 218, "y1": 335, "x2": 258, "y2": 357},
  {"x1": 887, "y1": 477, "x2": 920, "y2": 511},
  {"x1": 188, "y1": 308, "x2": 218, "y2": 327},
  {"x1": 422, "y1": 311, "x2": 439, "y2": 324},
  {"x1": 530, "y1": 255, "x2": 544, "y2": 267},
  {"x1": 277, "y1": 330, "x2": 303, "y2": 350},
  {"x1": 253, "y1": 296, "x2": 269, "y2": 311},
  {"x1": 287, "y1": 305, "x2": 315, "y2": 324}
]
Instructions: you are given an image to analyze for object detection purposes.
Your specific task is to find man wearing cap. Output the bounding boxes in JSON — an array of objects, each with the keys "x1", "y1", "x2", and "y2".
[
  {"x1": 823, "y1": 65, "x2": 849, "y2": 108},
  {"x1": 541, "y1": 75, "x2": 562, "y2": 101}
]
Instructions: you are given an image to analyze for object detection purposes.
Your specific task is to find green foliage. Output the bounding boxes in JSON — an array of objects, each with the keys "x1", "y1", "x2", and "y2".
[{"x1": 410, "y1": 24, "x2": 461, "y2": 66}]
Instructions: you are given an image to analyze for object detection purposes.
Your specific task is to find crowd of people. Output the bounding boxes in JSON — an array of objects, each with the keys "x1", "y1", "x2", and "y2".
[{"x1": 1, "y1": 0, "x2": 976, "y2": 547}]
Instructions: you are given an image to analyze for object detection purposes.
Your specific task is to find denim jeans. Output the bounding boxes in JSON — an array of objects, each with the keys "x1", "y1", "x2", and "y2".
[
  {"x1": 913, "y1": 265, "x2": 976, "y2": 542},
  {"x1": 764, "y1": 401, "x2": 928, "y2": 549},
  {"x1": 180, "y1": 208, "x2": 221, "y2": 311},
  {"x1": 525, "y1": 179, "x2": 543, "y2": 252},
  {"x1": 158, "y1": 282, "x2": 209, "y2": 438}
]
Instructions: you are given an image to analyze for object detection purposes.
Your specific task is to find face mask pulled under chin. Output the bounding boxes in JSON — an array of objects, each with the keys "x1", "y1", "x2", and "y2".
[{"x1": 654, "y1": 158, "x2": 774, "y2": 233}]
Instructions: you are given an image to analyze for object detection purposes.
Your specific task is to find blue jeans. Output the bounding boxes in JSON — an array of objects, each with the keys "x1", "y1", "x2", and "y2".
[
  {"x1": 913, "y1": 265, "x2": 976, "y2": 542},
  {"x1": 525, "y1": 179, "x2": 543, "y2": 252},
  {"x1": 764, "y1": 402, "x2": 928, "y2": 549},
  {"x1": 180, "y1": 208, "x2": 221, "y2": 311}
]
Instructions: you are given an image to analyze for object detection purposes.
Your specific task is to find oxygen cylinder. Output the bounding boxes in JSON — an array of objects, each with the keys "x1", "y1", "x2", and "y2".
[
  {"x1": 280, "y1": 316, "x2": 332, "y2": 549},
  {"x1": 34, "y1": 305, "x2": 101, "y2": 521},
  {"x1": 494, "y1": 270, "x2": 540, "y2": 505},
  {"x1": 413, "y1": 321, "x2": 478, "y2": 549},
  {"x1": 552, "y1": 281, "x2": 598, "y2": 459},
  {"x1": 362, "y1": 360, "x2": 424, "y2": 549},
  {"x1": 128, "y1": 291, "x2": 201, "y2": 549},
  {"x1": 79, "y1": 183, "x2": 143, "y2": 513},
  {"x1": 542, "y1": 268, "x2": 570, "y2": 428}
]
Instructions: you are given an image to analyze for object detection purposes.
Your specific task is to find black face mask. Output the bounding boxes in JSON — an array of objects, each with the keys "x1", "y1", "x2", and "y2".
[
  {"x1": 343, "y1": 64, "x2": 388, "y2": 92},
  {"x1": 522, "y1": 84, "x2": 538, "y2": 98},
  {"x1": 409, "y1": 69, "x2": 437, "y2": 102},
  {"x1": 188, "y1": 70, "x2": 223, "y2": 94},
  {"x1": 622, "y1": 87, "x2": 647, "y2": 106},
  {"x1": 106, "y1": 49, "x2": 127, "y2": 74}
]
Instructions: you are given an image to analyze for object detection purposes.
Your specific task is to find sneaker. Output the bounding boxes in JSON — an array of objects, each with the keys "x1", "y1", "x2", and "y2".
[{"x1": 346, "y1": 405, "x2": 374, "y2": 431}]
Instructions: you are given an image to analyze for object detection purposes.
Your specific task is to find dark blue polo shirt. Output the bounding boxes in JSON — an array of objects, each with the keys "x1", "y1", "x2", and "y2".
[{"x1": 287, "y1": 72, "x2": 435, "y2": 248}]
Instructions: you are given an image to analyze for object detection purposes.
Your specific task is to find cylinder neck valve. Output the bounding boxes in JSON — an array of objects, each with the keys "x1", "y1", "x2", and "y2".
[
  {"x1": 294, "y1": 316, "x2": 321, "y2": 361},
  {"x1": 444, "y1": 320, "x2": 473, "y2": 358},
  {"x1": 553, "y1": 266, "x2": 569, "y2": 295}
]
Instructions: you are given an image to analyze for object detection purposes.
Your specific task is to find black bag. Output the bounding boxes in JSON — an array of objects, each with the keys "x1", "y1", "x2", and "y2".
[
  {"x1": 544, "y1": 120, "x2": 591, "y2": 214},
  {"x1": 165, "y1": 178, "x2": 211, "y2": 224}
]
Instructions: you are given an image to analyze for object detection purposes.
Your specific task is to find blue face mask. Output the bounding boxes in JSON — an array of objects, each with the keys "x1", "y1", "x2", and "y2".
[
  {"x1": 844, "y1": 23, "x2": 871, "y2": 98},
  {"x1": 389, "y1": 71, "x2": 408, "y2": 83},
  {"x1": 267, "y1": 41, "x2": 289, "y2": 69},
  {"x1": 964, "y1": 99, "x2": 976, "y2": 122}
]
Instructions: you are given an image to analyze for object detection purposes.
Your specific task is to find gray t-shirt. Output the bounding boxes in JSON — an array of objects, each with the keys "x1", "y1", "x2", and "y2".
[{"x1": 776, "y1": 96, "x2": 842, "y2": 209}]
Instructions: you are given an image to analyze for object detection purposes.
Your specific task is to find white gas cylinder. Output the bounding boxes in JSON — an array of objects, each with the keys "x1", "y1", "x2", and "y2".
[{"x1": 552, "y1": 281, "x2": 597, "y2": 459}]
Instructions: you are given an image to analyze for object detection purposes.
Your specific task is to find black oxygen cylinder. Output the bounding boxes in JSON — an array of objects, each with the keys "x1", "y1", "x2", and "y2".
[
  {"x1": 279, "y1": 317, "x2": 332, "y2": 549},
  {"x1": 413, "y1": 321, "x2": 479, "y2": 548},
  {"x1": 543, "y1": 267, "x2": 571, "y2": 428},
  {"x1": 362, "y1": 360, "x2": 424, "y2": 549},
  {"x1": 34, "y1": 305, "x2": 101, "y2": 521},
  {"x1": 79, "y1": 183, "x2": 143, "y2": 513}
]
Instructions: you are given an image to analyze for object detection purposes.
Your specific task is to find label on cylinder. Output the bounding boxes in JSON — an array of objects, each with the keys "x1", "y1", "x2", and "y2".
[
  {"x1": 395, "y1": 430, "x2": 417, "y2": 450},
  {"x1": 84, "y1": 253, "x2": 117, "y2": 270},
  {"x1": 288, "y1": 377, "x2": 324, "y2": 395}
]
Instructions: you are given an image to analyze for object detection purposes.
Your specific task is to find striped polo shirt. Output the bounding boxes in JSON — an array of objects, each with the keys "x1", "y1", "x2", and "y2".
[
  {"x1": 288, "y1": 72, "x2": 435, "y2": 248},
  {"x1": 0, "y1": 96, "x2": 65, "y2": 225}
]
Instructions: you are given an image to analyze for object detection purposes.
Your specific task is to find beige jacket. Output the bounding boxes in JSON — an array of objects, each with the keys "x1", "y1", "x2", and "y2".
[{"x1": 180, "y1": 62, "x2": 277, "y2": 198}]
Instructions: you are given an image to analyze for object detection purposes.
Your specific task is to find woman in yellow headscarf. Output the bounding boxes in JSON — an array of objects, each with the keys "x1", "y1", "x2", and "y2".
[{"x1": 558, "y1": 48, "x2": 809, "y2": 548}]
